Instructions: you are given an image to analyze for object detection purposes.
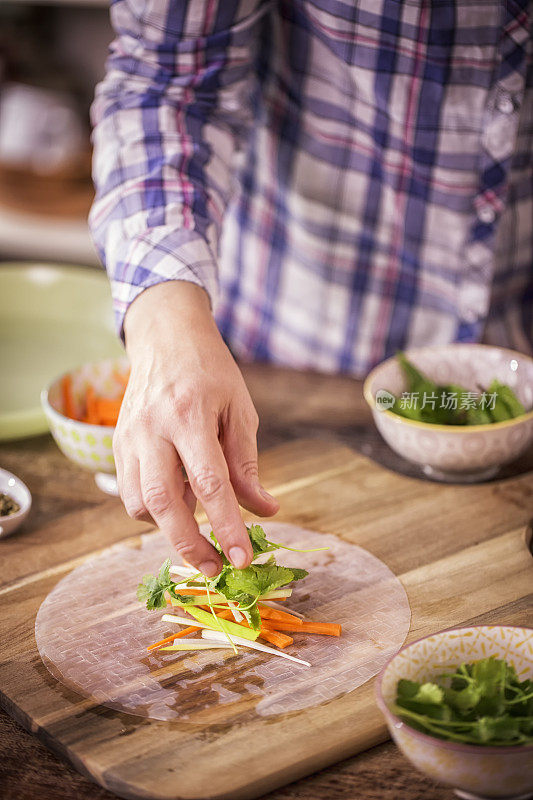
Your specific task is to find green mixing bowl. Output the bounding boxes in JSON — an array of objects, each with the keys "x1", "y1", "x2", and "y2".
[{"x1": 0, "y1": 262, "x2": 122, "y2": 441}]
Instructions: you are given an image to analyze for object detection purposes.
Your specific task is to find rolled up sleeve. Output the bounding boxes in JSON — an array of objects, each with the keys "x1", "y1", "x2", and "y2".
[{"x1": 89, "y1": 0, "x2": 269, "y2": 337}]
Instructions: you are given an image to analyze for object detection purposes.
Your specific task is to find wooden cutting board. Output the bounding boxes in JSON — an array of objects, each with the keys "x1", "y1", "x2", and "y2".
[{"x1": 1, "y1": 439, "x2": 532, "y2": 800}]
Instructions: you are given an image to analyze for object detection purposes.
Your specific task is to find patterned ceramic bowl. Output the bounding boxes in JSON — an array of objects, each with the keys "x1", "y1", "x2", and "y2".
[
  {"x1": 376, "y1": 626, "x2": 533, "y2": 800},
  {"x1": 363, "y1": 345, "x2": 533, "y2": 482},
  {"x1": 41, "y1": 356, "x2": 129, "y2": 495}
]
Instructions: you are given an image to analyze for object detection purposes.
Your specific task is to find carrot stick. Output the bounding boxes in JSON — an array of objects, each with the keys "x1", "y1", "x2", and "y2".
[
  {"x1": 210, "y1": 609, "x2": 234, "y2": 620},
  {"x1": 97, "y1": 415, "x2": 120, "y2": 427},
  {"x1": 147, "y1": 626, "x2": 200, "y2": 651},
  {"x1": 257, "y1": 605, "x2": 303, "y2": 625},
  {"x1": 61, "y1": 375, "x2": 77, "y2": 420},
  {"x1": 84, "y1": 385, "x2": 99, "y2": 424},
  {"x1": 95, "y1": 397, "x2": 123, "y2": 424},
  {"x1": 232, "y1": 614, "x2": 293, "y2": 649},
  {"x1": 259, "y1": 629, "x2": 293, "y2": 649},
  {"x1": 299, "y1": 621, "x2": 342, "y2": 636},
  {"x1": 263, "y1": 620, "x2": 342, "y2": 637},
  {"x1": 166, "y1": 604, "x2": 233, "y2": 620},
  {"x1": 113, "y1": 369, "x2": 130, "y2": 387}
]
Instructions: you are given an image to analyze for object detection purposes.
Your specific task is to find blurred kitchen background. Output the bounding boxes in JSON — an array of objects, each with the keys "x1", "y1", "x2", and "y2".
[{"x1": 0, "y1": 0, "x2": 111, "y2": 266}]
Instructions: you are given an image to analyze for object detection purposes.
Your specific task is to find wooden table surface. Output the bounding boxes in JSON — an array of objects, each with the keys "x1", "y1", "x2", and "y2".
[{"x1": 2, "y1": 362, "x2": 532, "y2": 800}]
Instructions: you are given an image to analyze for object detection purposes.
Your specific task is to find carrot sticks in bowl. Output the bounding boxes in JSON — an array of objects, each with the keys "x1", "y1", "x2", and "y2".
[{"x1": 60, "y1": 368, "x2": 130, "y2": 426}]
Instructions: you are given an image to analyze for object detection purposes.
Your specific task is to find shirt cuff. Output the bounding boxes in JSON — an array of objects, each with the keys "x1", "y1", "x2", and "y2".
[{"x1": 103, "y1": 226, "x2": 219, "y2": 340}]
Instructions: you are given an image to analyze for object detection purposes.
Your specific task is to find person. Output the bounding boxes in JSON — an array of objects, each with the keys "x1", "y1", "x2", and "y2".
[{"x1": 90, "y1": 1, "x2": 532, "y2": 574}]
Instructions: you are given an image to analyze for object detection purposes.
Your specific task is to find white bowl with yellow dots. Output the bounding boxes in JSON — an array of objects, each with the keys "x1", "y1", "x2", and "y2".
[
  {"x1": 41, "y1": 356, "x2": 129, "y2": 495},
  {"x1": 364, "y1": 344, "x2": 533, "y2": 483}
]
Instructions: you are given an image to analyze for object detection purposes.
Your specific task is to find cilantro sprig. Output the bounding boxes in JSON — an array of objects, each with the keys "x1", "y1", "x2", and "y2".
[
  {"x1": 210, "y1": 523, "x2": 326, "y2": 562},
  {"x1": 136, "y1": 558, "x2": 202, "y2": 610},
  {"x1": 136, "y1": 524, "x2": 313, "y2": 630},
  {"x1": 210, "y1": 554, "x2": 307, "y2": 629},
  {"x1": 136, "y1": 559, "x2": 174, "y2": 611},
  {"x1": 394, "y1": 657, "x2": 533, "y2": 746}
]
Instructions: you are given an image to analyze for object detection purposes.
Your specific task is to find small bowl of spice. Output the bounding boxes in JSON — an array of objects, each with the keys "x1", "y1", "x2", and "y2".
[{"x1": 0, "y1": 467, "x2": 31, "y2": 538}]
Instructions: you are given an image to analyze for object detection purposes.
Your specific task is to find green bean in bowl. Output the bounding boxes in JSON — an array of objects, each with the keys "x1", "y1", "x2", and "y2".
[
  {"x1": 389, "y1": 352, "x2": 525, "y2": 425},
  {"x1": 363, "y1": 344, "x2": 533, "y2": 482}
]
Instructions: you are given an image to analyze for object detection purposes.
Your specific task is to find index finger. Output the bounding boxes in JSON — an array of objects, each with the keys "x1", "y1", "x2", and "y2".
[{"x1": 175, "y1": 425, "x2": 253, "y2": 569}]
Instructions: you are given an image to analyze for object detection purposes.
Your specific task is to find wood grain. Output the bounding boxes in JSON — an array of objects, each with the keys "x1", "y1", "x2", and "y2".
[
  {"x1": 1, "y1": 434, "x2": 532, "y2": 800},
  {"x1": 0, "y1": 709, "x2": 452, "y2": 800},
  {"x1": 2, "y1": 364, "x2": 533, "y2": 800}
]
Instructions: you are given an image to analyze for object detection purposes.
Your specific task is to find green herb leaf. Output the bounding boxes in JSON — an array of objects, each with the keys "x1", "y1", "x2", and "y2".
[
  {"x1": 209, "y1": 531, "x2": 229, "y2": 565},
  {"x1": 444, "y1": 684, "x2": 482, "y2": 712},
  {"x1": 139, "y1": 525, "x2": 312, "y2": 632},
  {"x1": 136, "y1": 558, "x2": 173, "y2": 610},
  {"x1": 210, "y1": 556, "x2": 307, "y2": 630},
  {"x1": 241, "y1": 602, "x2": 262, "y2": 631},
  {"x1": 157, "y1": 558, "x2": 171, "y2": 587},
  {"x1": 215, "y1": 557, "x2": 307, "y2": 600},
  {"x1": 248, "y1": 523, "x2": 282, "y2": 557},
  {"x1": 170, "y1": 593, "x2": 201, "y2": 606},
  {"x1": 411, "y1": 683, "x2": 445, "y2": 705},
  {"x1": 394, "y1": 657, "x2": 533, "y2": 746},
  {"x1": 397, "y1": 679, "x2": 421, "y2": 700},
  {"x1": 475, "y1": 715, "x2": 520, "y2": 743}
]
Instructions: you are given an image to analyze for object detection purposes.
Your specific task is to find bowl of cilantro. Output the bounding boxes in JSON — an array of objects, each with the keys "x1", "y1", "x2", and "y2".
[
  {"x1": 375, "y1": 625, "x2": 533, "y2": 799},
  {"x1": 363, "y1": 344, "x2": 533, "y2": 483}
]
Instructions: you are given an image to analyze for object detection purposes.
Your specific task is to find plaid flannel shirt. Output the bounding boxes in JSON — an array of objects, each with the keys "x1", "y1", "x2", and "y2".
[{"x1": 90, "y1": 0, "x2": 533, "y2": 376}]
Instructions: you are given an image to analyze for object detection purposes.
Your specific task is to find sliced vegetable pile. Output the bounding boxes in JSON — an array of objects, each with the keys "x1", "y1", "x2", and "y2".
[
  {"x1": 60, "y1": 367, "x2": 129, "y2": 426},
  {"x1": 137, "y1": 524, "x2": 341, "y2": 667},
  {"x1": 388, "y1": 353, "x2": 525, "y2": 425},
  {"x1": 394, "y1": 657, "x2": 533, "y2": 746}
]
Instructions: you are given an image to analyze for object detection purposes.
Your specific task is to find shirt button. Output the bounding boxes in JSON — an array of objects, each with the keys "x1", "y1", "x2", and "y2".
[
  {"x1": 477, "y1": 205, "x2": 496, "y2": 224},
  {"x1": 465, "y1": 241, "x2": 490, "y2": 267},
  {"x1": 483, "y1": 116, "x2": 515, "y2": 160},
  {"x1": 496, "y1": 93, "x2": 514, "y2": 115},
  {"x1": 461, "y1": 307, "x2": 478, "y2": 324},
  {"x1": 459, "y1": 282, "x2": 489, "y2": 325}
]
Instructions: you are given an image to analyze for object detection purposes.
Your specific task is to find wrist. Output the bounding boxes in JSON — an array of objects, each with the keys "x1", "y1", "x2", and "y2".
[{"x1": 124, "y1": 281, "x2": 215, "y2": 353}]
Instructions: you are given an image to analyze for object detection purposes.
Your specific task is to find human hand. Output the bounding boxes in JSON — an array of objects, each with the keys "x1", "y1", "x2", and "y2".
[{"x1": 116, "y1": 281, "x2": 279, "y2": 577}]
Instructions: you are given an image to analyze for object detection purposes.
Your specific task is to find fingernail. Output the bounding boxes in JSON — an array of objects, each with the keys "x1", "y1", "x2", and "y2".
[
  {"x1": 229, "y1": 546, "x2": 249, "y2": 569},
  {"x1": 199, "y1": 560, "x2": 219, "y2": 578},
  {"x1": 259, "y1": 487, "x2": 278, "y2": 504}
]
